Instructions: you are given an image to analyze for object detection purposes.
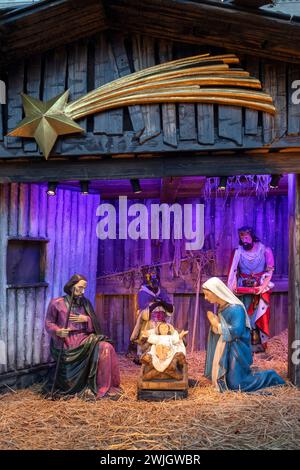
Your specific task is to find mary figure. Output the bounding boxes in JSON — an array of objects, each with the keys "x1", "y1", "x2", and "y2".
[{"x1": 203, "y1": 277, "x2": 285, "y2": 393}]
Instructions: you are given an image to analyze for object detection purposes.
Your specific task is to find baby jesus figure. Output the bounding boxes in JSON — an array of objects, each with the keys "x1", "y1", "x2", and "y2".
[{"x1": 141, "y1": 322, "x2": 188, "y2": 380}]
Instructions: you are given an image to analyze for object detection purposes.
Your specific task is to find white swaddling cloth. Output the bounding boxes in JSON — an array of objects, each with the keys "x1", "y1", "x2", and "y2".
[{"x1": 147, "y1": 329, "x2": 186, "y2": 372}]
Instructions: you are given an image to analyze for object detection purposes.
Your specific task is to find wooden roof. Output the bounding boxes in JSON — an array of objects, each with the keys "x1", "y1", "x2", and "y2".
[{"x1": 2, "y1": 0, "x2": 300, "y2": 66}]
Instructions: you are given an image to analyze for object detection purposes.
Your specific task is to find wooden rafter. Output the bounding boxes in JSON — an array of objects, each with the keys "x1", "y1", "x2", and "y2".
[{"x1": 2, "y1": 0, "x2": 300, "y2": 65}]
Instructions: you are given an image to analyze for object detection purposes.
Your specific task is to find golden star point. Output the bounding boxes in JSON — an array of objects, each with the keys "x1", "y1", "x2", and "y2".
[{"x1": 7, "y1": 90, "x2": 84, "y2": 159}]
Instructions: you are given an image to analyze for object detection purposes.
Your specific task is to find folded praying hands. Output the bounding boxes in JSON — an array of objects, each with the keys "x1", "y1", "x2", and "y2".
[{"x1": 207, "y1": 311, "x2": 220, "y2": 329}]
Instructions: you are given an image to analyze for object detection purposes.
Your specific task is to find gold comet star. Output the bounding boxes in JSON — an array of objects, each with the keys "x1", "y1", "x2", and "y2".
[
  {"x1": 8, "y1": 54, "x2": 276, "y2": 158},
  {"x1": 8, "y1": 90, "x2": 84, "y2": 159}
]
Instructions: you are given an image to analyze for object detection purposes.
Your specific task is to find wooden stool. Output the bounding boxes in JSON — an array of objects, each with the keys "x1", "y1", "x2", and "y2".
[{"x1": 137, "y1": 363, "x2": 188, "y2": 401}]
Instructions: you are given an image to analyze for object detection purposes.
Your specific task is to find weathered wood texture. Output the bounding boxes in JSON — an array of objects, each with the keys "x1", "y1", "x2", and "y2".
[
  {"x1": 132, "y1": 35, "x2": 161, "y2": 143},
  {"x1": 288, "y1": 174, "x2": 300, "y2": 386},
  {"x1": 96, "y1": 294, "x2": 137, "y2": 354},
  {"x1": 6, "y1": 61, "x2": 24, "y2": 149},
  {"x1": 1, "y1": 33, "x2": 300, "y2": 159},
  {"x1": 23, "y1": 55, "x2": 41, "y2": 153},
  {"x1": 0, "y1": 185, "x2": 9, "y2": 374},
  {"x1": 0, "y1": 104, "x2": 3, "y2": 142},
  {"x1": 2, "y1": 152, "x2": 300, "y2": 184},
  {"x1": 97, "y1": 195, "x2": 288, "y2": 277},
  {"x1": 105, "y1": 0, "x2": 300, "y2": 64},
  {"x1": 2, "y1": 0, "x2": 300, "y2": 65},
  {"x1": 96, "y1": 289, "x2": 288, "y2": 353},
  {"x1": 0, "y1": 0, "x2": 107, "y2": 66},
  {"x1": 94, "y1": 33, "x2": 123, "y2": 136},
  {"x1": 288, "y1": 65, "x2": 300, "y2": 136},
  {"x1": 263, "y1": 62, "x2": 287, "y2": 144},
  {"x1": 96, "y1": 195, "x2": 289, "y2": 352},
  {"x1": 0, "y1": 184, "x2": 100, "y2": 374},
  {"x1": 159, "y1": 40, "x2": 177, "y2": 147}
]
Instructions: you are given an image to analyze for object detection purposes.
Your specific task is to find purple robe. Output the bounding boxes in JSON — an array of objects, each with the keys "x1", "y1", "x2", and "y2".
[
  {"x1": 138, "y1": 286, "x2": 173, "y2": 318},
  {"x1": 130, "y1": 285, "x2": 174, "y2": 344},
  {"x1": 45, "y1": 297, "x2": 121, "y2": 398}
]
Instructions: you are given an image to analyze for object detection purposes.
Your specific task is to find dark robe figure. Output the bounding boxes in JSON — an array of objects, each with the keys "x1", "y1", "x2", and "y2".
[
  {"x1": 130, "y1": 267, "x2": 174, "y2": 360},
  {"x1": 45, "y1": 274, "x2": 121, "y2": 399}
]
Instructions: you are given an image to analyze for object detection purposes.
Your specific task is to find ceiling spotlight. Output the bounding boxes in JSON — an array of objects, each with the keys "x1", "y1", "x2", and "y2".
[
  {"x1": 130, "y1": 179, "x2": 142, "y2": 194},
  {"x1": 218, "y1": 176, "x2": 228, "y2": 191},
  {"x1": 269, "y1": 174, "x2": 282, "y2": 189},
  {"x1": 80, "y1": 180, "x2": 90, "y2": 195},
  {"x1": 47, "y1": 182, "x2": 58, "y2": 196}
]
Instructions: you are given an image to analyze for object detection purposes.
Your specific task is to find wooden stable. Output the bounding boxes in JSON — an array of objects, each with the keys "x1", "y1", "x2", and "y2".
[
  {"x1": 95, "y1": 187, "x2": 289, "y2": 353},
  {"x1": 0, "y1": 0, "x2": 300, "y2": 391}
]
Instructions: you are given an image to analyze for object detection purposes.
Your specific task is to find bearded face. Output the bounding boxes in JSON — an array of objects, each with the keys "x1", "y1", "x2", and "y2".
[
  {"x1": 73, "y1": 279, "x2": 87, "y2": 297},
  {"x1": 239, "y1": 232, "x2": 254, "y2": 251}
]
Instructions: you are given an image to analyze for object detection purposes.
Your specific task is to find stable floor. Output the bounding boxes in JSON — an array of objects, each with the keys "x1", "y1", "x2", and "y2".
[{"x1": 0, "y1": 330, "x2": 299, "y2": 450}]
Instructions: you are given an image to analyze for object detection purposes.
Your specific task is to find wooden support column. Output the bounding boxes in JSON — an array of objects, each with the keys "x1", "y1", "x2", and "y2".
[
  {"x1": 0, "y1": 184, "x2": 9, "y2": 373},
  {"x1": 288, "y1": 173, "x2": 300, "y2": 386}
]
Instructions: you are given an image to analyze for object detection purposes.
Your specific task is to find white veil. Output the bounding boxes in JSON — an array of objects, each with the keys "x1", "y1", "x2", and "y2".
[{"x1": 202, "y1": 277, "x2": 251, "y2": 329}]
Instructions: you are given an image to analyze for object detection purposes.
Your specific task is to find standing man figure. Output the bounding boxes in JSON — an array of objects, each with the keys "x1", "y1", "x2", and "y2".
[{"x1": 228, "y1": 227, "x2": 275, "y2": 353}]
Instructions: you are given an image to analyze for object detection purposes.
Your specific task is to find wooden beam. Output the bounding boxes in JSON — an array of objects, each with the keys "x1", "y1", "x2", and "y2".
[
  {"x1": 288, "y1": 174, "x2": 300, "y2": 386},
  {"x1": 0, "y1": 0, "x2": 108, "y2": 66},
  {"x1": 106, "y1": 0, "x2": 300, "y2": 64},
  {"x1": 3, "y1": 131, "x2": 300, "y2": 159},
  {"x1": 2, "y1": 0, "x2": 300, "y2": 66},
  {"x1": 1, "y1": 151, "x2": 300, "y2": 183}
]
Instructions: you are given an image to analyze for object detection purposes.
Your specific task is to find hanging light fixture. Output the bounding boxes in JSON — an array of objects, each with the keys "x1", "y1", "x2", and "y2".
[
  {"x1": 80, "y1": 180, "x2": 90, "y2": 195},
  {"x1": 47, "y1": 182, "x2": 58, "y2": 196},
  {"x1": 269, "y1": 174, "x2": 282, "y2": 189},
  {"x1": 130, "y1": 179, "x2": 142, "y2": 194},
  {"x1": 218, "y1": 176, "x2": 228, "y2": 191}
]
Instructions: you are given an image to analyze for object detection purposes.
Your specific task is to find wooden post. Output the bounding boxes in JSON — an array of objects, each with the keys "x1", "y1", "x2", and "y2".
[
  {"x1": 191, "y1": 274, "x2": 200, "y2": 353},
  {"x1": 288, "y1": 174, "x2": 300, "y2": 386},
  {"x1": 0, "y1": 184, "x2": 9, "y2": 373}
]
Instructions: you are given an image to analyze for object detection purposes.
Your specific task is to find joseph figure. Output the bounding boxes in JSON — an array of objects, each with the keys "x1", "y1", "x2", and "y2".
[{"x1": 45, "y1": 274, "x2": 122, "y2": 399}]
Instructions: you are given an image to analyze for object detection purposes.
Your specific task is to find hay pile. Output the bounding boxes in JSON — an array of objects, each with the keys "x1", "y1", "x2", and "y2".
[{"x1": 0, "y1": 329, "x2": 300, "y2": 450}]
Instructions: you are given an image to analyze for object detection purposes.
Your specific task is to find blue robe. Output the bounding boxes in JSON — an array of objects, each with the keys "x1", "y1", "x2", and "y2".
[{"x1": 204, "y1": 304, "x2": 285, "y2": 392}]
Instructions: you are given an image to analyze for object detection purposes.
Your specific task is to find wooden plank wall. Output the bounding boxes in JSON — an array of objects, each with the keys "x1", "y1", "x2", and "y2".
[
  {"x1": 97, "y1": 195, "x2": 288, "y2": 277},
  {"x1": 0, "y1": 184, "x2": 100, "y2": 374},
  {"x1": 95, "y1": 291, "x2": 288, "y2": 353},
  {"x1": 2, "y1": 33, "x2": 300, "y2": 158},
  {"x1": 96, "y1": 294, "x2": 138, "y2": 354},
  {"x1": 96, "y1": 194, "x2": 289, "y2": 352}
]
